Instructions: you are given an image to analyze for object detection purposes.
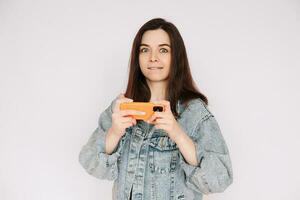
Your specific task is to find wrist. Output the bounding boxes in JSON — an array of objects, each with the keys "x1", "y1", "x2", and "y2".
[
  {"x1": 170, "y1": 124, "x2": 185, "y2": 143},
  {"x1": 108, "y1": 127, "x2": 122, "y2": 140}
]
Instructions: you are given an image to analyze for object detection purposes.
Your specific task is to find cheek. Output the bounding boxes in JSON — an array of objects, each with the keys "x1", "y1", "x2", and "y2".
[
  {"x1": 161, "y1": 56, "x2": 171, "y2": 69},
  {"x1": 139, "y1": 55, "x2": 147, "y2": 68}
]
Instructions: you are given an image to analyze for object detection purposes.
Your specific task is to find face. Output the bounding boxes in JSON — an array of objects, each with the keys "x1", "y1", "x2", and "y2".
[{"x1": 139, "y1": 29, "x2": 171, "y2": 83}]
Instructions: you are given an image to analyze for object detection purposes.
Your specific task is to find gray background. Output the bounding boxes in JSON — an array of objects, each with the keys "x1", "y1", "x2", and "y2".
[{"x1": 0, "y1": 0, "x2": 299, "y2": 199}]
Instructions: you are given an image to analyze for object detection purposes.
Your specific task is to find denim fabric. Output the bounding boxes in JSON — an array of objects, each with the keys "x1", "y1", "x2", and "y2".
[{"x1": 79, "y1": 96, "x2": 233, "y2": 200}]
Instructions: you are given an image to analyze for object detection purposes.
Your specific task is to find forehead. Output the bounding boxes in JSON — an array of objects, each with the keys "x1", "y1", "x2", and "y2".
[{"x1": 141, "y1": 29, "x2": 170, "y2": 45}]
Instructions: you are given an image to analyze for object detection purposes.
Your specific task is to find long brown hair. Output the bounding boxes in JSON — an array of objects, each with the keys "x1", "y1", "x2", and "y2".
[{"x1": 125, "y1": 18, "x2": 208, "y2": 119}]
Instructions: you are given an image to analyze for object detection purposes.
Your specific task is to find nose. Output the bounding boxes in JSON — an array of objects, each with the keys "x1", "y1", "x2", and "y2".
[{"x1": 150, "y1": 51, "x2": 158, "y2": 62}]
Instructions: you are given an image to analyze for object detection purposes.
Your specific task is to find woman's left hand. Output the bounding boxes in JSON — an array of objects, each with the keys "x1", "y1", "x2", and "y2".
[{"x1": 147, "y1": 100, "x2": 183, "y2": 141}]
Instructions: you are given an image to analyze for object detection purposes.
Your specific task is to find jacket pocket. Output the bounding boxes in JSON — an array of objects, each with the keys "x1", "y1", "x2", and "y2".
[
  {"x1": 147, "y1": 136, "x2": 178, "y2": 199},
  {"x1": 148, "y1": 136, "x2": 178, "y2": 175}
]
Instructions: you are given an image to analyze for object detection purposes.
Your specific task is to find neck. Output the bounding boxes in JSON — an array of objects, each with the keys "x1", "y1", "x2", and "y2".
[{"x1": 146, "y1": 79, "x2": 168, "y2": 102}]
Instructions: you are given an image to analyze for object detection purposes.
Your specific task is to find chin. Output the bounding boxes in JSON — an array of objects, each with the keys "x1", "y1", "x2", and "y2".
[{"x1": 146, "y1": 76, "x2": 168, "y2": 82}]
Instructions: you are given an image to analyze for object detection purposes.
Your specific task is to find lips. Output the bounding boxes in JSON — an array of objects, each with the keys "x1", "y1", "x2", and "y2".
[{"x1": 147, "y1": 66, "x2": 163, "y2": 70}]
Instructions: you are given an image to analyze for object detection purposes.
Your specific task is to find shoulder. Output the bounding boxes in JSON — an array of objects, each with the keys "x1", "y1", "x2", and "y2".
[
  {"x1": 180, "y1": 98, "x2": 213, "y2": 120},
  {"x1": 177, "y1": 98, "x2": 214, "y2": 138}
]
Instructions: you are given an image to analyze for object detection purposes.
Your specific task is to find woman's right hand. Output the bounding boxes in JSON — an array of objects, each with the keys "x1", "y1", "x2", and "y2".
[{"x1": 110, "y1": 93, "x2": 145, "y2": 138}]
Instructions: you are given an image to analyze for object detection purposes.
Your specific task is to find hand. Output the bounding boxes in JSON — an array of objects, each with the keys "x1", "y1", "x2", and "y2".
[
  {"x1": 147, "y1": 100, "x2": 183, "y2": 141},
  {"x1": 110, "y1": 93, "x2": 145, "y2": 138}
]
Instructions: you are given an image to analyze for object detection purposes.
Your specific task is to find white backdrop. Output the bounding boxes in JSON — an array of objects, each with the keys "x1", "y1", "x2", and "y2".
[{"x1": 0, "y1": 0, "x2": 299, "y2": 199}]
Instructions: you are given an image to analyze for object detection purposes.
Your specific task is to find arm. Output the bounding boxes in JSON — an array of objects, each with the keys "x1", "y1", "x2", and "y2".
[
  {"x1": 78, "y1": 98, "x2": 124, "y2": 180},
  {"x1": 176, "y1": 114, "x2": 233, "y2": 194},
  {"x1": 171, "y1": 127, "x2": 198, "y2": 166},
  {"x1": 105, "y1": 127, "x2": 123, "y2": 155}
]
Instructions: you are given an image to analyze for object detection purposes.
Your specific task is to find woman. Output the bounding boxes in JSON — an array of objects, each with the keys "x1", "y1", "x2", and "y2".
[{"x1": 79, "y1": 18, "x2": 233, "y2": 200}]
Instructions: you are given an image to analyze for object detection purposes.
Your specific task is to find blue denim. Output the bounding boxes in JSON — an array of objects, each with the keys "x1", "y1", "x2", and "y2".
[{"x1": 79, "y1": 96, "x2": 233, "y2": 200}]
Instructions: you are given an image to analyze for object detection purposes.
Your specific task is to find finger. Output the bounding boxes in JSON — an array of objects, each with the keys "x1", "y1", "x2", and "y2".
[
  {"x1": 117, "y1": 93, "x2": 133, "y2": 101},
  {"x1": 119, "y1": 116, "x2": 135, "y2": 123},
  {"x1": 119, "y1": 97, "x2": 134, "y2": 102},
  {"x1": 154, "y1": 124, "x2": 165, "y2": 130},
  {"x1": 119, "y1": 110, "x2": 145, "y2": 117},
  {"x1": 152, "y1": 111, "x2": 165, "y2": 118},
  {"x1": 147, "y1": 112, "x2": 157, "y2": 124},
  {"x1": 115, "y1": 98, "x2": 133, "y2": 112},
  {"x1": 154, "y1": 118, "x2": 168, "y2": 124},
  {"x1": 132, "y1": 118, "x2": 137, "y2": 125},
  {"x1": 123, "y1": 122, "x2": 134, "y2": 128},
  {"x1": 120, "y1": 110, "x2": 145, "y2": 116},
  {"x1": 121, "y1": 117, "x2": 137, "y2": 125},
  {"x1": 154, "y1": 124, "x2": 161, "y2": 129},
  {"x1": 117, "y1": 97, "x2": 133, "y2": 103},
  {"x1": 118, "y1": 93, "x2": 125, "y2": 98}
]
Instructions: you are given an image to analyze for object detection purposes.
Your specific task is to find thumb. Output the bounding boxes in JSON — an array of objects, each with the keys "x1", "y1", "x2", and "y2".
[{"x1": 118, "y1": 93, "x2": 125, "y2": 98}]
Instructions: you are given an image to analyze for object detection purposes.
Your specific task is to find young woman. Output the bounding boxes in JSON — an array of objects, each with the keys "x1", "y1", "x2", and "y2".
[{"x1": 79, "y1": 18, "x2": 233, "y2": 200}]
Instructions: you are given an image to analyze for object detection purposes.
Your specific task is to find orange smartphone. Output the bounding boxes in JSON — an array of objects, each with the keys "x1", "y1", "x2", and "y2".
[{"x1": 119, "y1": 102, "x2": 165, "y2": 121}]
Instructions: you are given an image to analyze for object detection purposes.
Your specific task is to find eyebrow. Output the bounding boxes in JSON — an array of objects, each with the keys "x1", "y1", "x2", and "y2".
[{"x1": 140, "y1": 43, "x2": 171, "y2": 48}]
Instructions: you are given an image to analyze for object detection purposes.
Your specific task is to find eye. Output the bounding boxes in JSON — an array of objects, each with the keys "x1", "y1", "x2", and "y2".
[
  {"x1": 140, "y1": 48, "x2": 148, "y2": 53},
  {"x1": 160, "y1": 48, "x2": 169, "y2": 53}
]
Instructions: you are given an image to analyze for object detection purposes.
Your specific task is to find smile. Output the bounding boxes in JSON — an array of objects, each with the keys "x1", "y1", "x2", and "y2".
[{"x1": 147, "y1": 67, "x2": 163, "y2": 70}]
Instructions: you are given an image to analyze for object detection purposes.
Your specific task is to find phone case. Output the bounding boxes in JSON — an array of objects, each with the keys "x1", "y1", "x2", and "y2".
[{"x1": 119, "y1": 102, "x2": 165, "y2": 121}]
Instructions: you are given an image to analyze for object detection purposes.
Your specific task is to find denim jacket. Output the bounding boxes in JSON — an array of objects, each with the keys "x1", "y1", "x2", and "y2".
[{"x1": 79, "y1": 96, "x2": 233, "y2": 200}]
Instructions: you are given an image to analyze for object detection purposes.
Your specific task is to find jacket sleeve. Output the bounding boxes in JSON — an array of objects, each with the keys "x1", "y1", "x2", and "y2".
[
  {"x1": 179, "y1": 113, "x2": 233, "y2": 194},
  {"x1": 78, "y1": 97, "x2": 125, "y2": 180}
]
